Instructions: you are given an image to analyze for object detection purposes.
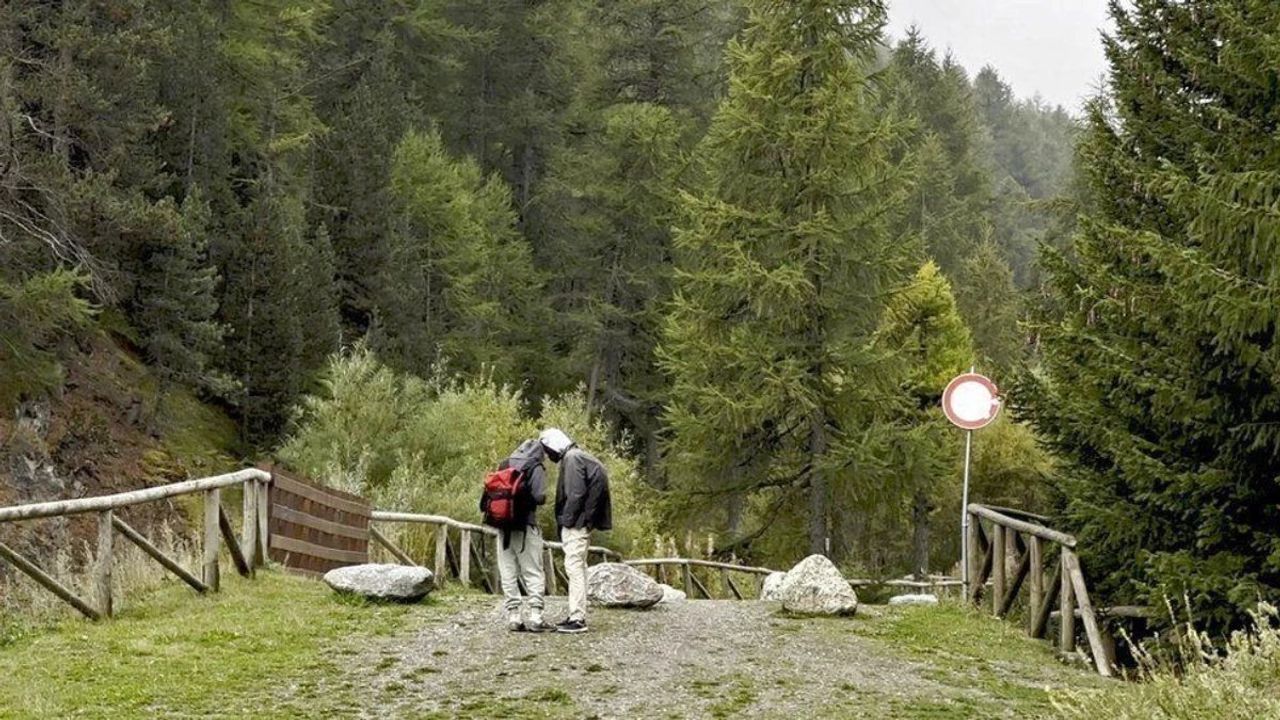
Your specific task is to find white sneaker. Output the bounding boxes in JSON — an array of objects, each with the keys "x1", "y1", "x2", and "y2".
[
  {"x1": 506, "y1": 612, "x2": 524, "y2": 632},
  {"x1": 526, "y1": 613, "x2": 552, "y2": 633}
]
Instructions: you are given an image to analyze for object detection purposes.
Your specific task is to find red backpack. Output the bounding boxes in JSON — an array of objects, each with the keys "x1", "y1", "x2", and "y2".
[{"x1": 481, "y1": 467, "x2": 524, "y2": 529}]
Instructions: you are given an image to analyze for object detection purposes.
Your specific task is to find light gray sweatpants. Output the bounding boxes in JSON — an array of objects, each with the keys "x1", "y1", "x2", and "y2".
[{"x1": 497, "y1": 525, "x2": 546, "y2": 615}]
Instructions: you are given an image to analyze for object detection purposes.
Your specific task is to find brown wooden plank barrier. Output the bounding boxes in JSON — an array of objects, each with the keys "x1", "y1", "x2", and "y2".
[{"x1": 263, "y1": 466, "x2": 370, "y2": 578}]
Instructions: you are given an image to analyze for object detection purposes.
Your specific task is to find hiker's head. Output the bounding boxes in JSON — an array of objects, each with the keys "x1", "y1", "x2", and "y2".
[{"x1": 538, "y1": 428, "x2": 574, "y2": 463}]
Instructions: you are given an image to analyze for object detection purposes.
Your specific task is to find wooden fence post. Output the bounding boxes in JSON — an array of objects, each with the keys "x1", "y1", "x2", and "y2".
[
  {"x1": 256, "y1": 479, "x2": 270, "y2": 566},
  {"x1": 203, "y1": 488, "x2": 221, "y2": 592},
  {"x1": 434, "y1": 524, "x2": 449, "y2": 582},
  {"x1": 241, "y1": 480, "x2": 257, "y2": 575},
  {"x1": 1063, "y1": 548, "x2": 1113, "y2": 677},
  {"x1": 991, "y1": 524, "x2": 1006, "y2": 615},
  {"x1": 683, "y1": 561, "x2": 693, "y2": 597},
  {"x1": 96, "y1": 510, "x2": 113, "y2": 618},
  {"x1": 460, "y1": 530, "x2": 472, "y2": 585},
  {"x1": 545, "y1": 546, "x2": 558, "y2": 595},
  {"x1": 1059, "y1": 551, "x2": 1075, "y2": 653},
  {"x1": 490, "y1": 533, "x2": 501, "y2": 593},
  {"x1": 1028, "y1": 536, "x2": 1043, "y2": 636}
]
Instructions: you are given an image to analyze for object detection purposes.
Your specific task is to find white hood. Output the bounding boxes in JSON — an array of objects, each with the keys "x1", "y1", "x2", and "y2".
[{"x1": 539, "y1": 428, "x2": 574, "y2": 455}]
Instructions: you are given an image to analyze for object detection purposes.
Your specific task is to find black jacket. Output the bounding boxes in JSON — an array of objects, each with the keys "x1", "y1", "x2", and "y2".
[
  {"x1": 554, "y1": 447, "x2": 612, "y2": 531},
  {"x1": 494, "y1": 439, "x2": 547, "y2": 527}
]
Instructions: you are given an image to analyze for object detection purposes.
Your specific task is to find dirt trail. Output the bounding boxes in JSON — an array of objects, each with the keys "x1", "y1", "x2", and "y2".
[{"x1": 317, "y1": 594, "x2": 1088, "y2": 719}]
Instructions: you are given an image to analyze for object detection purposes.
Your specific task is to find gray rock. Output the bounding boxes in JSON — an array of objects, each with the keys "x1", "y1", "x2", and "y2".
[
  {"x1": 777, "y1": 554, "x2": 858, "y2": 616},
  {"x1": 759, "y1": 571, "x2": 787, "y2": 601},
  {"x1": 658, "y1": 584, "x2": 687, "y2": 604},
  {"x1": 587, "y1": 563, "x2": 665, "y2": 609},
  {"x1": 889, "y1": 593, "x2": 939, "y2": 606},
  {"x1": 324, "y1": 563, "x2": 434, "y2": 602}
]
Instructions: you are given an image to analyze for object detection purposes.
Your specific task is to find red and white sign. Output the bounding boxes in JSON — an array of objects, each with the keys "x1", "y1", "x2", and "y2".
[{"x1": 942, "y1": 373, "x2": 1002, "y2": 430}]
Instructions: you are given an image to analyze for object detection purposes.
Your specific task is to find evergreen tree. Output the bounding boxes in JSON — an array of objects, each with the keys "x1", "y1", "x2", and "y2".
[
  {"x1": 875, "y1": 262, "x2": 972, "y2": 577},
  {"x1": 133, "y1": 190, "x2": 231, "y2": 400},
  {"x1": 955, "y1": 238, "x2": 1023, "y2": 372},
  {"x1": 372, "y1": 130, "x2": 540, "y2": 382},
  {"x1": 662, "y1": 0, "x2": 910, "y2": 558},
  {"x1": 1025, "y1": 0, "x2": 1280, "y2": 633}
]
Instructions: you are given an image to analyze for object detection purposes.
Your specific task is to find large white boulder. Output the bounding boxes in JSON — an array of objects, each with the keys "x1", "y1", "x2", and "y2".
[
  {"x1": 777, "y1": 554, "x2": 858, "y2": 616},
  {"x1": 760, "y1": 571, "x2": 788, "y2": 601},
  {"x1": 323, "y1": 563, "x2": 435, "y2": 602},
  {"x1": 587, "y1": 563, "x2": 665, "y2": 609}
]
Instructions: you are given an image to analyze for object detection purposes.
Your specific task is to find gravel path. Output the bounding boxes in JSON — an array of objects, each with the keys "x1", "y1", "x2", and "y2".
[{"x1": 332, "y1": 595, "x2": 981, "y2": 719}]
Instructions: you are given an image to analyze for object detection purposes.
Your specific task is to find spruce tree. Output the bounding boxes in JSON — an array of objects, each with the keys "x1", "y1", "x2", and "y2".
[
  {"x1": 1025, "y1": 0, "x2": 1280, "y2": 632},
  {"x1": 133, "y1": 190, "x2": 231, "y2": 401},
  {"x1": 662, "y1": 0, "x2": 910, "y2": 557}
]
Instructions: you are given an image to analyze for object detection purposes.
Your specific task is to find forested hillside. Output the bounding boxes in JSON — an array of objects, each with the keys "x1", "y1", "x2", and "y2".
[{"x1": 4, "y1": 0, "x2": 1073, "y2": 582}]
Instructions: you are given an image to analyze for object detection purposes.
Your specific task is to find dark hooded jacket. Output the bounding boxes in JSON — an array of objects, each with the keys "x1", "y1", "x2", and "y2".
[
  {"x1": 554, "y1": 447, "x2": 612, "y2": 532},
  {"x1": 495, "y1": 438, "x2": 547, "y2": 527}
]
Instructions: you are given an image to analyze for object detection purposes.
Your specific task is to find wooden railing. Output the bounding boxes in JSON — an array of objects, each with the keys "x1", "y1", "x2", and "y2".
[
  {"x1": 0, "y1": 469, "x2": 271, "y2": 620},
  {"x1": 369, "y1": 511, "x2": 622, "y2": 594},
  {"x1": 966, "y1": 503, "x2": 1114, "y2": 677},
  {"x1": 625, "y1": 558, "x2": 777, "y2": 599}
]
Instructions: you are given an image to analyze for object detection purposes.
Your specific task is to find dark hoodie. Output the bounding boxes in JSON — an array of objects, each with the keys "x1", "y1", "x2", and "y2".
[{"x1": 498, "y1": 438, "x2": 548, "y2": 528}]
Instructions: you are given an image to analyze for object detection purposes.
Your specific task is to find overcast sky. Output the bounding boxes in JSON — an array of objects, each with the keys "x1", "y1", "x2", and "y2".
[{"x1": 885, "y1": 0, "x2": 1113, "y2": 112}]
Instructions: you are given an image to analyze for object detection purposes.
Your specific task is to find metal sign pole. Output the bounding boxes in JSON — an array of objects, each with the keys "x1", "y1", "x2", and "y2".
[{"x1": 960, "y1": 427, "x2": 973, "y2": 599}]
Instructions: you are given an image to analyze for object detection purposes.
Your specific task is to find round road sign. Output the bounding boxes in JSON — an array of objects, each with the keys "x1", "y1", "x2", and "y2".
[{"x1": 942, "y1": 373, "x2": 1001, "y2": 430}]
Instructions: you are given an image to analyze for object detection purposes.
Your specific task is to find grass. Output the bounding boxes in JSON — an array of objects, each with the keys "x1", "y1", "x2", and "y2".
[
  {"x1": 0, "y1": 571, "x2": 438, "y2": 719},
  {"x1": 825, "y1": 601, "x2": 1111, "y2": 719}
]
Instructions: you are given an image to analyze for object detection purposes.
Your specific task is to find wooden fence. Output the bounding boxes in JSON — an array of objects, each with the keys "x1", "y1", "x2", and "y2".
[
  {"x1": 267, "y1": 468, "x2": 370, "y2": 577},
  {"x1": 0, "y1": 469, "x2": 270, "y2": 619},
  {"x1": 966, "y1": 503, "x2": 1116, "y2": 677},
  {"x1": 369, "y1": 511, "x2": 622, "y2": 594}
]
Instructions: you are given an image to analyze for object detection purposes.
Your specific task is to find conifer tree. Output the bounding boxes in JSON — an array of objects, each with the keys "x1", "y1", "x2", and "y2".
[
  {"x1": 372, "y1": 130, "x2": 540, "y2": 382},
  {"x1": 876, "y1": 262, "x2": 972, "y2": 577},
  {"x1": 1026, "y1": 0, "x2": 1280, "y2": 632},
  {"x1": 133, "y1": 190, "x2": 231, "y2": 401},
  {"x1": 662, "y1": 0, "x2": 910, "y2": 557}
]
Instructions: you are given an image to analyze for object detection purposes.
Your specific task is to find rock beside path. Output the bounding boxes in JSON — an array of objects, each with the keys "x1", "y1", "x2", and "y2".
[
  {"x1": 889, "y1": 593, "x2": 938, "y2": 606},
  {"x1": 760, "y1": 571, "x2": 787, "y2": 601},
  {"x1": 588, "y1": 563, "x2": 665, "y2": 609},
  {"x1": 658, "y1": 584, "x2": 687, "y2": 604},
  {"x1": 324, "y1": 564, "x2": 434, "y2": 602},
  {"x1": 777, "y1": 555, "x2": 858, "y2": 616}
]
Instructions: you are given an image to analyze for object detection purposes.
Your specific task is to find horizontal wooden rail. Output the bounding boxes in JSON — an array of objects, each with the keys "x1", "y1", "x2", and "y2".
[
  {"x1": 624, "y1": 558, "x2": 778, "y2": 576},
  {"x1": 968, "y1": 504, "x2": 1076, "y2": 547},
  {"x1": 0, "y1": 468, "x2": 272, "y2": 622},
  {"x1": 0, "y1": 469, "x2": 270, "y2": 523},
  {"x1": 370, "y1": 510, "x2": 623, "y2": 561}
]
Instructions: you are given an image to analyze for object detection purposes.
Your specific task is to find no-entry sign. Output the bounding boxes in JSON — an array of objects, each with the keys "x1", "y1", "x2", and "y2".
[{"x1": 942, "y1": 373, "x2": 1001, "y2": 430}]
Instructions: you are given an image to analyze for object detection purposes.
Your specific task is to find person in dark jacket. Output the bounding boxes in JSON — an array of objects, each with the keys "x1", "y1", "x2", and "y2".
[
  {"x1": 539, "y1": 427, "x2": 611, "y2": 634},
  {"x1": 494, "y1": 438, "x2": 551, "y2": 632}
]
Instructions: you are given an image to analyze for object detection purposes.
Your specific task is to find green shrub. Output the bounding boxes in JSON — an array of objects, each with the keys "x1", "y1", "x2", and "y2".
[
  {"x1": 1054, "y1": 603, "x2": 1280, "y2": 719},
  {"x1": 279, "y1": 347, "x2": 654, "y2": 555}
]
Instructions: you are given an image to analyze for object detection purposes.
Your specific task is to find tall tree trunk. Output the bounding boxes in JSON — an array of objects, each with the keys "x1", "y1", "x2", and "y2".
[
  {"x1": 808, "y1": 409, "x2": 829, "y2": 556},
  {"x1": 911, "y1": 489, "x2": 931, "y2": 581}
]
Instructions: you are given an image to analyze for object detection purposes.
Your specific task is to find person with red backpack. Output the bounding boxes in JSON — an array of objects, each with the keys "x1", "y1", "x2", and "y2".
[{"x1": 481, "y1": 438, "x2": 551, "y2": 632}]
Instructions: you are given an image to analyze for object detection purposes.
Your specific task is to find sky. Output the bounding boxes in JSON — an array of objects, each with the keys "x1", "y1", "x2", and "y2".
[{"x1": 885, "y1": 0, "x2": 1114, "y2": 112}]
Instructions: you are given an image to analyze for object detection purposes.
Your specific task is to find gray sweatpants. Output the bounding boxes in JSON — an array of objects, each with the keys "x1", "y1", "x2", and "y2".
[{"x1": 497, "y1": 525, "x2": 546, "y2": 614}]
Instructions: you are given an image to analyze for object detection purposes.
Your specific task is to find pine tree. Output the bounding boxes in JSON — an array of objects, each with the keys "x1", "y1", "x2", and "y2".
[
  {"x1": 662, "y1": 0, "x2": 910, "y2": 558},
  {"x1": 876, "y1": 262, "x2": 972, "y2": 577},
  {"x1": 1025, "y1": 0, "x2": 1280, "y2": 633}
]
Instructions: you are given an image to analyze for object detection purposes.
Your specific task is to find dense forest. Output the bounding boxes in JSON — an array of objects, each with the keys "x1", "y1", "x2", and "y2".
[{"x1": 4, "y1": 0, "x2": 1273, "y2": 634}]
